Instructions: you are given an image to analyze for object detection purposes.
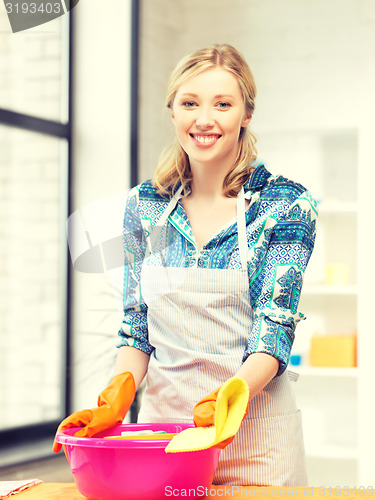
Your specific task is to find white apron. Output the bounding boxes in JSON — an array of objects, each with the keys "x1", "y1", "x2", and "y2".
[{"x1": 138, "y1": 186, "x2": 307, "y2": 486}]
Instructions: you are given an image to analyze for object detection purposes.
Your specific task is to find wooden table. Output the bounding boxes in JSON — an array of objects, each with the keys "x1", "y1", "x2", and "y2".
[{"x1": 14, "y1": 483, "x2": 369, "y2": 499}]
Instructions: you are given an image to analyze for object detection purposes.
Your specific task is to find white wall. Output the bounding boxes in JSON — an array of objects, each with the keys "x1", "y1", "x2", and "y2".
[
  {"x1": 139, "y1": 0, "x2": 375, "y2": 183},
  {"x1": 71, "y1": 0, "x2": 132, "y2": 409}
]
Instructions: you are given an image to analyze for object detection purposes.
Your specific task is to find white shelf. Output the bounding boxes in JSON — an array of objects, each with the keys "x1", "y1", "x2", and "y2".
[
  {"x1": 250, "y1": 126, "x2": 373, "y2": 483},
  {"x1": 303, "y1": 284, "x2": 358, "y2": 295},
  {"x1": 318, "y1": 201, "x2": 358, "y2": 215},
  {"x1": 306, "y1": 443, "x2": 358, "y2": 460},
  {"x1": 293, "y1": 366, "x2": 358, "y2": 378}
]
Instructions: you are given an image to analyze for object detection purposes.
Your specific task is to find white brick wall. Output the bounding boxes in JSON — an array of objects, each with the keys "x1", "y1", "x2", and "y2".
[
  {"x1": 0, "y1": 10, "x2": 66, "y2": 429},
  {"x1": 139, "y1": 0, "x2": 375, "y2": 181},
  {"x1": 0, "y1": 9, "x2": 65, "y2": 120}
]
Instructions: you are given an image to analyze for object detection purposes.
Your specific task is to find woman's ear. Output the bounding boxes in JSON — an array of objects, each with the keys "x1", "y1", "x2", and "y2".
[
  {"x1": 241, "y1": 114, "x2": 252, "y2": 128},
  {"x1": 168, "y1": 102, "x2": 176, "y2": 123}
]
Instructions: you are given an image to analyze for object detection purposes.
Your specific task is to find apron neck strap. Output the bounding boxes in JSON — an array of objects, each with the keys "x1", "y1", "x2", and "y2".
[
  {"x1": 237, "y1": 187, "x2": 248, "y2": 271},
  {"x1": 157, "y1": 184, "x2": 184, "y2": 227}
]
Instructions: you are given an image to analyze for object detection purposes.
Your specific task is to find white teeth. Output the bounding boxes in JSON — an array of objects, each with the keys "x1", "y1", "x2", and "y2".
[{"x1": 194, "y1": 135, "x2": 218, "y2": 144}]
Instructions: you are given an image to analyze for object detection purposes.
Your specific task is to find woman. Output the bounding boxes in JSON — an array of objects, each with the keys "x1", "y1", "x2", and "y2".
[{"x1": 54, "y1": 44, "x2": 318, "y2": 486}]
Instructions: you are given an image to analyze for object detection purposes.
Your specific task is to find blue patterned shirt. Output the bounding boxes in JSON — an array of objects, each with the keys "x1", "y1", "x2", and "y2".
[{"x1": 118, "y1": 164, "x2": 318, "y2": 375}]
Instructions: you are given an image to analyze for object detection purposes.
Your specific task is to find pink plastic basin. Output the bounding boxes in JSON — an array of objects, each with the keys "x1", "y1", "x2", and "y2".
[{"x1": 55, "y1": 422, "x2": 221, "y2": 500}]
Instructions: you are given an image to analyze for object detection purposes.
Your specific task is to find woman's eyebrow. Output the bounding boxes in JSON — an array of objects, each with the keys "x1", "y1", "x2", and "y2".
[
  {"x1": 178, "y1": 93, "x2": 234, "y2": 99},
  {"x1": 179, "y1": 93, "x2": 198, "y2": 98},
  {"x1": 214, "y1": 94, "x2": 234, "y2": 100}
]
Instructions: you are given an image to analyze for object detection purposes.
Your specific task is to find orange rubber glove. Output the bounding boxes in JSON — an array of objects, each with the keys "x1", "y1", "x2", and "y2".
[
  {"x1": 193, "y1": 386, "x2": 220, "y2": 428},
  {"x1": 53, "y1": 371, "x2": 136, "y2": 453},
  {"x1": 193, "y1": 384, "x2": 249, "y2": 449}
]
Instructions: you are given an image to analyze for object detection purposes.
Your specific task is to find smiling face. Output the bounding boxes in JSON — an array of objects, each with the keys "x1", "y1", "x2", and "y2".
[{"x1": 171, "y1": 68, "x2": 252, "y2": 174}]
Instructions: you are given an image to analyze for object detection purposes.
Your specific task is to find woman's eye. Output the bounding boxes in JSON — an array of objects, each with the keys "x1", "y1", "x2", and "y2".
[
  {"x1": 182, "y1": 101, "x2": 197, "y2": 108},
  {"x1": 216, "y1": 102, "x2": 231, "y2": 109}
]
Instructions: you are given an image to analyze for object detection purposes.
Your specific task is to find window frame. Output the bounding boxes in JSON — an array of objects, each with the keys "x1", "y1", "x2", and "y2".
[{"x1": 0, "y1": 9, "x2": 74, "y2": 458}]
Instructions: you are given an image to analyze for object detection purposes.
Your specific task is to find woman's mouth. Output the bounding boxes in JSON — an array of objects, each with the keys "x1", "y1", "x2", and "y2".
[{"x1": 190, "y1": 134, "x2": 221, "y2": 148}]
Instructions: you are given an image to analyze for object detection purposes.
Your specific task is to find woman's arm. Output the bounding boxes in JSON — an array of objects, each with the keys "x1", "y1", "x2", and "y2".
[
  {"x1": 236, "y1": 352, "x2": 279, "y2": 400},
  {"x1": 117, "y1": 186, "x2": 154, "y2": 378},
  {"x1": 245, "y1": 189, "x2": 318, "y2": 376},
  {"x1": 114, "y1": 346, "x2": 150, "y2": 390}
]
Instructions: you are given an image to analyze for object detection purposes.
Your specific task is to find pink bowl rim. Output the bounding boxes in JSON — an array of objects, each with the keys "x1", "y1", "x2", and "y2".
[{"x1": 55, "y1": 422, "x2": 194, "y2": 449}]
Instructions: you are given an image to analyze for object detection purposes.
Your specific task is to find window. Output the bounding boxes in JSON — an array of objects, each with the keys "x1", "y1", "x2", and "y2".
[
  {"x1": 0, "y1": 8, "x2": 72, "y2": 449},
  {"x1": 0, "y1": 126, "x2": 68, "y2": 430}
]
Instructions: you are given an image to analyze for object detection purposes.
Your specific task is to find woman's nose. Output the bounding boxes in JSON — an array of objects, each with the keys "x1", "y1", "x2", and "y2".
[{"x1": 195, "y1": 107, "x2": 214, "y2": 128}]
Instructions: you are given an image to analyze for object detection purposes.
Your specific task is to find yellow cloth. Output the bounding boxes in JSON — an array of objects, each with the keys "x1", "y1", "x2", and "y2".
[{"x1": 165, "y1": 376, "x2": 249, "y2": 453}]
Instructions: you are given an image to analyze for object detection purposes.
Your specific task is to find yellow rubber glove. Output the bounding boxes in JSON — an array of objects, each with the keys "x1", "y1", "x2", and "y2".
[
  {"x1": 53, "y1": 371, "x2": 136, "y2": 453},
  {"x1": 193, "y1": 383, "x2": 249, "y2": 449}
]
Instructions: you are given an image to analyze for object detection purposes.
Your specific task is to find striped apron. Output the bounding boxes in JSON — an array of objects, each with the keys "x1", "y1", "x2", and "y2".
[{"x1": 138, "y1": 186, "x2": 307, "y2": 486}]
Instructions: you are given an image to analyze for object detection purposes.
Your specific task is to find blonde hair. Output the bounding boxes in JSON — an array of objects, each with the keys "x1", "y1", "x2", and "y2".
[{"x1": 152, "y1": 44, "x2": 258, "y2": 197}]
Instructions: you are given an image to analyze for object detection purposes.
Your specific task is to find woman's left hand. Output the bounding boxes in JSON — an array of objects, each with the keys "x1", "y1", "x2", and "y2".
[
  {"x1": 193, "y1": 383, "x2": 249, "y2": 449},
  {"x1": 193, "y1": 386, "x2": 221, "y2": 427}
]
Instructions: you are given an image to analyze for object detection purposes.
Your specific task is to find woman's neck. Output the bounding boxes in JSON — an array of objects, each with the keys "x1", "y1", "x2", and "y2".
[{"x1": 188, "y1": 163, "x2": 229, "y2": 200}]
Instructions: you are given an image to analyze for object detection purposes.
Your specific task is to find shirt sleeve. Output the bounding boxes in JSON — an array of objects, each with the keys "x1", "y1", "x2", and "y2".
[
  {"x1": 244, "y1": 190, "x2": 318, "y2": 375},
  {"x1": 117, "y1": 187, "x2": 154, "y2": 355}
]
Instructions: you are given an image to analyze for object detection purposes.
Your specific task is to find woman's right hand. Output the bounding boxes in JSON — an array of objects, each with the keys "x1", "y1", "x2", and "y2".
[{"x1": 52, "y1": 371, "x2": 136, "y2": 453}]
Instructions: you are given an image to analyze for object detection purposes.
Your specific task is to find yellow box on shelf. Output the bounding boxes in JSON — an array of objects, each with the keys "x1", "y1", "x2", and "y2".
[{"x1": 310, "y1": 334, "x2": 357, "y2": 367}]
